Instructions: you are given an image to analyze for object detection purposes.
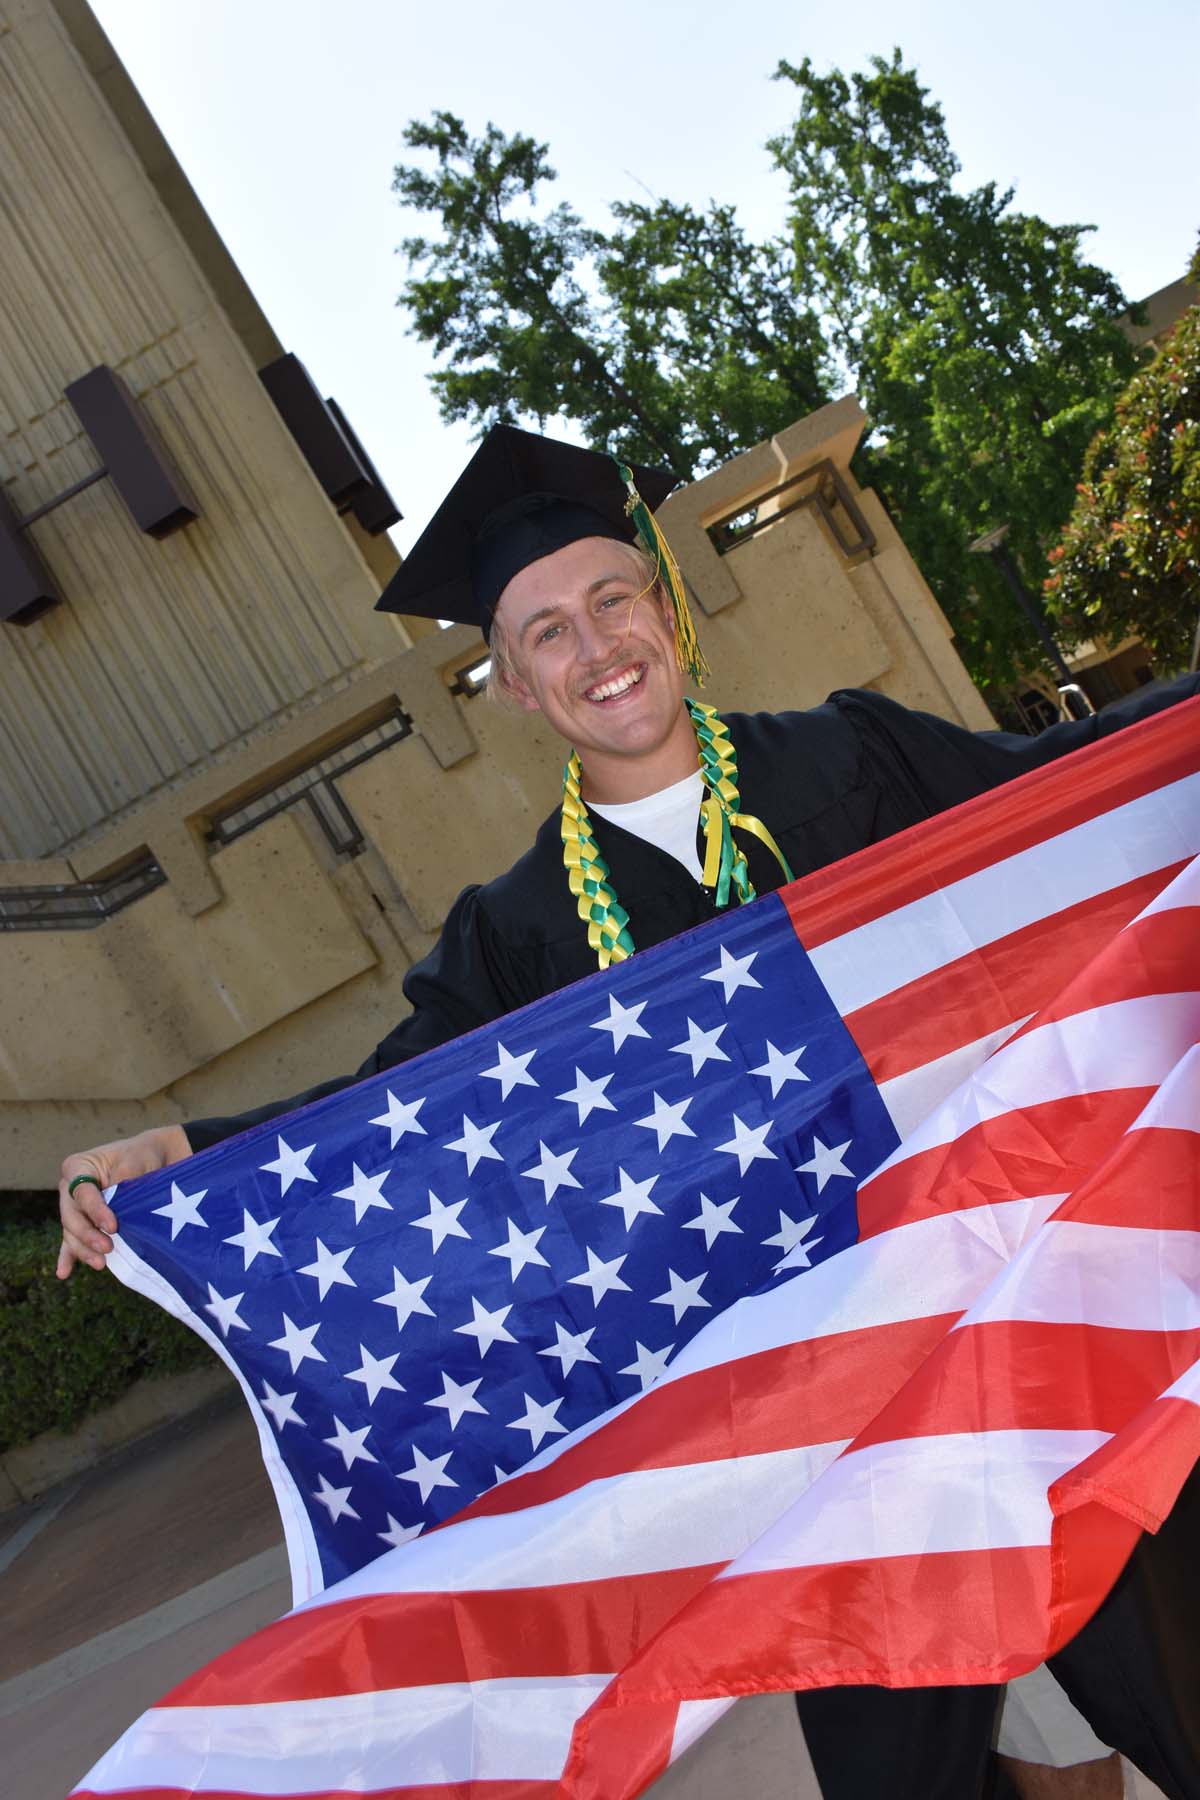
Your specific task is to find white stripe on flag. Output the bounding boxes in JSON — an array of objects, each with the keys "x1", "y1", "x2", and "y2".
[
  {"x1": 725, "y1": 1428, "x2": 1110, "y2": 1577},
  {"x1": 83, "y1": 1674, "x2": 610, "y2": 1795},
  {"x1": 108, "y1": 1233, "x2": 324, "y2": 1603},
  {"x1": 962, "y1": 1224, "x2": 1200, "y2": 1332},
  {"x1": 809, "y1": 771, "x2": 1200, "y2": 1014},
  {"x1": 878, "y1": 1017, "x2": 1031, "y2": 1138},
  {"x1": 871, "y1": 993, "x2": 1200, "y2": 1174},
  {"x1": 642, "y1": 1198, "x2": 1064, "y2": 1392},
  {"x1": 304, "y1": 1441, "x2": 846, "y2": 1609},
  {"x1": 1163, "y1": 1363, "x2": 1200, "y2": 1404},
  {"x1": 1130, "y1": 1042, "x2": 1200, "y2": 1133}
]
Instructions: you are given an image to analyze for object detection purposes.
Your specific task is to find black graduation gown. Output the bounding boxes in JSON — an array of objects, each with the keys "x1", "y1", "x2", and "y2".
[{"x1": 184, "y1": 677, "x2": 1198, "y2": 1154}]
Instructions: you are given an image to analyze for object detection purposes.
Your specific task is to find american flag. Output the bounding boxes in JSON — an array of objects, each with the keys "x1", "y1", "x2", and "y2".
[{"x1": 77, "y1": 699, "x2": 1200, "y2": 1800}]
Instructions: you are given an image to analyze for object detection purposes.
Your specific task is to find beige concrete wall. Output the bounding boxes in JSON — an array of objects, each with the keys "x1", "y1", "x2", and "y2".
[
  {"x1": 0, "y1": 0, "x2": 407, "y2": 863},
  {"x1": 2, "y1": 395, "x2": 996, "y2": 1187}
]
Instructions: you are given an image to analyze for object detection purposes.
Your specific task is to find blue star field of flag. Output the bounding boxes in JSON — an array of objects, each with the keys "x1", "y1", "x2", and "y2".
[{"x1": 114, "y1": 892, "x2": 900, "y2": 1587}]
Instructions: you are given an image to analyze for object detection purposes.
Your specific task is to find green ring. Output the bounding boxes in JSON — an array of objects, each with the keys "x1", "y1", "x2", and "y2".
[{"x1": 67, "y1": 1173, "x2": 103, "y2": 1199}]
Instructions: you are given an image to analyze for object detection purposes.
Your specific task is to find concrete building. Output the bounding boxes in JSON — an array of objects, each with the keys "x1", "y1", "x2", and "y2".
[{"x1": 0, "y1": 0, "x2": 992, "y2": 1192}]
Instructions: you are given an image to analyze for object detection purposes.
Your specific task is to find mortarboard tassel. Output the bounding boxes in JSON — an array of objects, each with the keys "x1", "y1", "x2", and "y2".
[{"x1": 612, "y1": 458, "x2": 710, "y2": 689}]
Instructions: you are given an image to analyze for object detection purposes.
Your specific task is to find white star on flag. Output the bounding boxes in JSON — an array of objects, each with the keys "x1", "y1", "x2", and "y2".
[
  {"x1": 427, "y1": 1372, "x2": 488, "y2": 1429},
  {"x1": 152, "y1": 1181, "x2": 208, "y2": 1240},
  {"x1": 556, "y1": 1066, "x2": 617, "y2": 1124},
  {"x1": 568, "y1": 1247, "x2": 632, "y2": 1308},
  {"x1": 297, "y1": 1238, "x2": 356, "y2": 1300},
  {"x1": 222, "y1": 1208, "x2": 283, "y2": 1271},
  {"x1": 591, "y1": 993, "x2": 651, "y2": 1051},
  {"x1": 311, "y1": 1473, "x2": 359, "y2": 1524},
  {"x1": 323, "y1": 1417, "x2": 377, "y2": 1471},
  {"x1": 397, "y1": 1443, "x2": 457, "y2": 1504},
  {"x1": 762, "y1": 1208, "x2": 823, "y2": 1271},
  {"x1": 749, "y1": 1040, "x2": 810, "y2": 1097},
  {"x1": 652, "y1": 1267, "x2": 712, "y2": 1324},
  {"x1": 368, "y1": 1091, "x2": 427, "y2": 1149},
  {"x1": 455, "y1": 1296, "x2": 517, "y2": 1358},
  {"x1": 378, "y1": 1513, "x2": 423, "y2": 1550},
  {"x1": 480, "y1": 1042, "x2": 539, "y2": 1099},
  {"x1": 410, "y1": 1190, "x2": 471, "y2": 1253},
  {"x1": 635, "y1": 1091, "x2": 696, "y2": 1152},
  {"x1": 345, "y1": 1344, "x2": 405, "y2": 1405},
  {"x1": 489, "y1": 1218, "x2": 550, "y2": 1280},
  {"x1": 383, "y1": 1519, "x2": 429, "y2": 1548},
  {"x1": 619, "y1": 1340, "x2": 675, "y2": 1390},
  {"x1": 522, "y1": 1140, "x2": 582, "y2": 1202},
  {"x1": 373, "y1": 1268, "x2": 435, "y2": 1333},
  {"x1": 444, "y1": 1114, "x2": 503, "y2": 1174},
  {"x1": 670, "y1": 1017, "x2": 731, "y2": 1076},
  {"x1": 259, "y1": 1380, "x2": 304, "y2": 1431},
  {"x1": 268, "y1": 1314, "x2": 325, "y2": 1374},
  {"x1": 599, "y1": 1168, "x2": 662, "y2": 1231},
  {"x1": 683, "y1": 1192, "x2": 742, "y2": 1250},
  {"x1": 259, "y1": 1135, "x2": 317, "y2": 1196},
  {"x1": 538, "y1": 1321, "x2": 600, "y2": 1377},
  {"x1": 797, "y1": 1135, "x2": 855, "y2": 1192},
  {"x1": 701, "y1": 944, "x2": 762, "y2": 1002},
  {"x1": 203, "y1": 1283, "x2": 249, "y2": 1337},
  {"x1": 333, "y1": 1163, "x2": 392, "y2": 1225},
  {"x1": 715, "y1": 1112, "x2": 777, "y2": 1174},
  {"x1": 508, "y1": 1392, "x2": 568, "y2": 1451}
]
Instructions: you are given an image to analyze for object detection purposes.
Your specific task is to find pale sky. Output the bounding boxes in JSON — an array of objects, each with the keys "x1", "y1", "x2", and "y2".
[{"x1": 90, "y1": 0, "x2": 1198, "y2": 554}]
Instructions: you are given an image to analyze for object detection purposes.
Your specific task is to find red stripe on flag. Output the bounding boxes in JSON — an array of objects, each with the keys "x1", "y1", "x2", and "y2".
[
  {"x1": 1057, "y1": 1126, "x2": 1200, "y2": 1230},
  {"x1": 783, "y1": 697, "x2": 1200, "y2": 949},
  {"x1": 162, "y1": 1565, "x2": 721, "y2": 1707},
  {"x1": 856, "y1": 1090, "x2": 1159, "y2": 1238},
  {"x1": 851, "y1": 1322, "x2": 1200, "y2": 1451},
  {"x1": 845, "y1": 866, "x2": 1189, "y2": 1085},
  {"x1": 1049, "y1": 1398, "x2": 1200, "y2": 1651},
  {"x1": 584, "y1": 1543, "x2": 1054, "y2": 1702},
  {"x1": 1052, "y1": 1394, "x2": 1200, "y2": 1536},
  {"x1": 562, "y1": 1692, "x2": 676, "y2": 1800},
  {"x1": 999, "y1": 907, "x2": 1200, "y2": 1046},
  {"x1": 456, "y1": 1315, "x2": 957, "y2": 1525}
]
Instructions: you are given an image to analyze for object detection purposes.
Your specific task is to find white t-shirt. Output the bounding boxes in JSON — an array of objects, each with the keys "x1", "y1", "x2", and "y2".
[{"x1": 588, "y1": 770, "x2": 705, "y2": 882}]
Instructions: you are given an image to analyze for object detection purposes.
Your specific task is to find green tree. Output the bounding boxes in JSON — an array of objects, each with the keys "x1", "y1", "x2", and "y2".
[
  {"x1": 1045, "y1": 245, "x2": 1200, "y2": 670},
  {"x1": 769, "y1": 52, "x2": 1142, "y2": 684},
  {"x1": 394, "y1": 66, "x2": 1145, "y2": 687},
  {"x1": 393, "y1": 113, "x2": 830, "y2": 477}
]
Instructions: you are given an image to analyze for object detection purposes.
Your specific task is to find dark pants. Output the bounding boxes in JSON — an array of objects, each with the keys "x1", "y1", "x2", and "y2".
[{"x1": 795, "y1": 1462, "x2": 1200, "y2": 1799}]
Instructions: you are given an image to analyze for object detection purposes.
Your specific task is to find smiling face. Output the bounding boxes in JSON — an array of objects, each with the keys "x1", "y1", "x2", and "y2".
[{"x1": 492, "y1": 535, "x2": 698, "y2": 803}]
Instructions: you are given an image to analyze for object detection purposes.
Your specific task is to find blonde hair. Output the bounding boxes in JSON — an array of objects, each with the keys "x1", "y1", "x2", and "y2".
[{"x1": 485, "y1": 541, "x2": 660, "y2": 707}]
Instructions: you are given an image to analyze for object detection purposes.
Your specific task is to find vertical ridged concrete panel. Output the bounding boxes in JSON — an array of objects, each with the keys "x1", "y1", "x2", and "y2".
[{"x1": 0, "y1": 0, "x2": 405, "y2": 860}]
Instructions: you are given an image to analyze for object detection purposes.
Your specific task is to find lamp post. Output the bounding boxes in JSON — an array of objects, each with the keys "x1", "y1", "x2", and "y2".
[{"x1": 968, "y1": 524, "x2": 1076, "y2": 685}]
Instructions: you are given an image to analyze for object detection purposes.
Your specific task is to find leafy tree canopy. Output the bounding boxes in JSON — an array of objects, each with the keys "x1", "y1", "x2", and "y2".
[
  {"x1": 394, "y1": 60, "x2": 1153, "y2": 687},
  {"x1": 1044, "y1": 241, "x2": 1200, "y2": 672},
  {"x1": 768, "y1": 52, "x2": 1141, "y2": 682},
  {"x1": 393, "y1": 112, "x2": 830, "y2": 479}
]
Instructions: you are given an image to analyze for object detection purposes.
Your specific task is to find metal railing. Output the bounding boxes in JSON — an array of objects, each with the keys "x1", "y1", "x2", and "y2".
[
  {"x1": 0, "y1": 858, "x2": 165, "y2": 930},
  {"x1": 706, "y1": 459, "x2": 876, "y2": 561},
  {"x1": 206, "y1": 709, "x2": 413, "y2": 858}
]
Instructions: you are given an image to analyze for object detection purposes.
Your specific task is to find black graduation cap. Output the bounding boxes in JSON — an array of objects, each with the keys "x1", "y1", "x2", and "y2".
[{"x1": 375, "y1": 424, "x2": 676, "y2": 639}]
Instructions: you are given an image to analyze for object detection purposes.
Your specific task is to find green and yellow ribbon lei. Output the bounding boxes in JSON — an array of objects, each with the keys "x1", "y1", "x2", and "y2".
[
  {"x1": 561, "y1": 699, "x2": 795, "y2": 970},
  {"x1": 558, "y1": 456, "x2": 793, "y2": 969}
]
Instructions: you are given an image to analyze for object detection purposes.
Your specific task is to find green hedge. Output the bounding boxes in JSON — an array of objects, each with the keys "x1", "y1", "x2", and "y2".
[{"x1": 0, "y1": 1216, "x2": 209, "y2": 1452}]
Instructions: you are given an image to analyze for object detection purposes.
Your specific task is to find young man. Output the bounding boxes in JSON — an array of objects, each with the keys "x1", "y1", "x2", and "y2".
[{"x1": 58, "y1": 427, "x2": 1199, "y2": 1800}]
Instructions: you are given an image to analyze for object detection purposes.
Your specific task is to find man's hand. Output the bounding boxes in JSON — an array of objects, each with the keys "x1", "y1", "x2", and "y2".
[{"x1": 57, "y1": 1124, "x2": 192, "y2": 1278}]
